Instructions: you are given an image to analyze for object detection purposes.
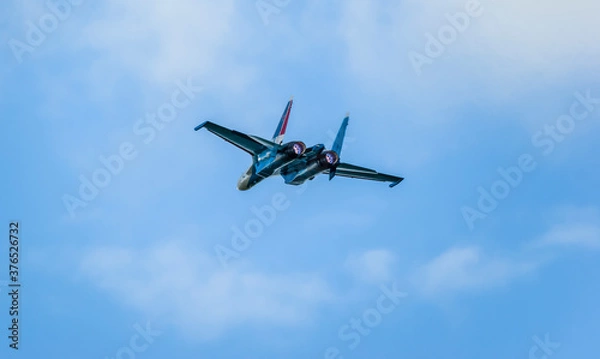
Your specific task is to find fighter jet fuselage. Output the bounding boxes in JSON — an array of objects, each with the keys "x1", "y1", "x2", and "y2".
[
  {"x1": 237, "y1": 141, "x2": 308, "y2": 190},
  {"x1": 237, "y1": 143, "x2": 338, "y2": 190}
]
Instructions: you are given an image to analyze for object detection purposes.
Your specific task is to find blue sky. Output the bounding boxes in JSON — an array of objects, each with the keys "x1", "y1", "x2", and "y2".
[{"x1": 1, "y1": 0, "x2": 600, "y2": 358}]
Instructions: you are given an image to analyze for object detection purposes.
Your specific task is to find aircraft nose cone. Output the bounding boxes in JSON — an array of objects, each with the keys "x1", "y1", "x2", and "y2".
[
  {"x1": 237, "y1": 176, "x2": 250, "y2": 191},
  {"x1": 237, "y1": 180, "x2": 250, "y2": 191}
]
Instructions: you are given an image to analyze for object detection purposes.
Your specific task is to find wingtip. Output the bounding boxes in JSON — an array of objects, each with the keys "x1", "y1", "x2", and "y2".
[
  {"x1": 389, "y1": 177, "x2": 404, "y2": 188},
  {"x1": 289, "y1": 95, "x2": 294, "y2": 102},
  {"x1": 194, "y1": 121, "x2": 209, "y2": 131}
]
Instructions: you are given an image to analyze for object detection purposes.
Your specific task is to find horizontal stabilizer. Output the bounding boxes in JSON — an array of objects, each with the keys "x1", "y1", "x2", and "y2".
[{"x1": 324, "y1": 162, "x2": 404, "y2": 188}]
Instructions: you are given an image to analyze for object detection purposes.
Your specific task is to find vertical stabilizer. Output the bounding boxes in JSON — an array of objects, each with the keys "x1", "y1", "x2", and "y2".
[
  {"x1": 272, "y1": 96, "x2": 294, "y2": 144},
  {"x1": 332, "y1": 113, "x2": 349, "y2": 156},
  {"x1": 329, "y1": 113, "x2": 349, "y2": 180}
]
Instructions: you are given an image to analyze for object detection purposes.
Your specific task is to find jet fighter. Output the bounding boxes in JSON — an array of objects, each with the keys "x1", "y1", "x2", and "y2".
[{"x1": 194, "y1": 97, "x2": 404, "y2": 190}]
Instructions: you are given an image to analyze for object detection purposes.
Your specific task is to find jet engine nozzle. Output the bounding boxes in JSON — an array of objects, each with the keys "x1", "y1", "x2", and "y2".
[
  {"x1": 282, "y1": 141, "x2": 307, "y2": 158},
  {"x1": 317, "y1": 150, "x2": 339, "y2": 168}
]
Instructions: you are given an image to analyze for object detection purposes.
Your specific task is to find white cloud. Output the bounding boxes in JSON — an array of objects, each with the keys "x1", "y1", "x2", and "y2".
[
  {"x1": 537, "y1": 206, "x2": 600, "y2": 249},
  {"x1": 414, "y1": 207, "x2": 600, "y2": 298},
  {"x1": 80, "y1": 239, "x2": 334, "y2": 341},
  {"x1": 404, "y1": 0, "x2": 600, "y2": 61},
  {"x1": 73, "y1": 0, "x2": 256, "y2": 93},
  {"x1": 539, "y1": 224, "x2": 600, "y2": 249},
  {"x1": 344, "y1": 249, "x2": 396, "y2": 283},
  {"x1": 338, "y1": 0, "x2": 600, "y2": 107},
  {"x1": 413, "y1": 246, "x2": 540, "y2": 297}
]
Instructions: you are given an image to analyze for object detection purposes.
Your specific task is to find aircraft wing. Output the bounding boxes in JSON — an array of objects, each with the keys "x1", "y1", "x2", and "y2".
[
  {"x1": 324, "y1": 162, "x2": 404, "y2": 188},
  {"x1": 194, "y1": 121, "x2": 276, "y2": 156}
]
